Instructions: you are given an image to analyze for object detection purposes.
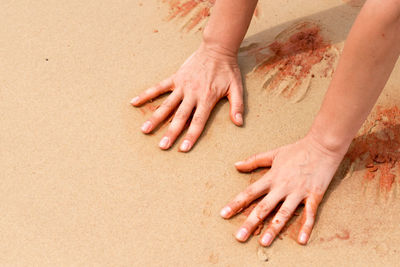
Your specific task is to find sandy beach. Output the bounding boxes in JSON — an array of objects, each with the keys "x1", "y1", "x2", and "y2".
[{"x1": 1, "y1": 0, "x2": 400, "y2": 266}]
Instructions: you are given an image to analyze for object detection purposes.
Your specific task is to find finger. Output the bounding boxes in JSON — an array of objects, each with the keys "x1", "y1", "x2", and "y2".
[
  {"x1": 179, "y1": 101, "x2": 215, "y2": 152},
  {"x1": 220, "y1": 173, "x2": 272, "y2": 219},
  {"x1": 227, "y1": 80, "x2": 244, "y2": 126},
  {"x1": 131, "y1": 77, "x2": 174, "y2": 106},
  {"x1": 259, "y1": 194, "x2": 302, "y2": 246},
  {"x1": 235, "y1": 191, "x2": 282, "y2": 242},
  {"x1": 158, "y1": 98, "x2": 195, "y2": 150},
  {"x1": 234, "y1": 149, "x2": 277, "y2": 173},
  {"x1": 298, "y1": 195, "x2": 322, "y2": 245},
  {"x1": 140, "y1": 89, "x2": 183, "y2": 134}
]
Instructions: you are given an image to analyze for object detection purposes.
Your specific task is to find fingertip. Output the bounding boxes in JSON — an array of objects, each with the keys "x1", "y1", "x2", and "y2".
[
  {"x1": 234, "y1": 161, "x2": 244, "y2": 167},
  {"x1": 260, "y1": 232, "x2": 273, "y2": 247},
  {"x1": 234, "y1": 161, "x2": 249, "y2": 172},
  {"x1": 141, "y1": 121, "x2": 153, "y2": 133},
  {"x1": 230, "y1": 113, "x2": 243, "y2": 127},
  {"x1": 178, "y1": 140, "x2": 192, "y2": 152},
  {"x1": 235, "y1": 113, "x2": 243, "y2": 126},
  {"x1": 220, "y1": 206, "x2": 232, "y2": 219},
  {"x1": 235, "y1": 228, "x2": 249, "y2": 242},
  {"x1": 130, "y1": 96, "x2": 140, "y2": 106},
  {"x1": 158, "y1": 136, "x2": 170, "y2": 150},
  {"x1": 298, "y1": 232, "x2": 308, "y2": 245}
]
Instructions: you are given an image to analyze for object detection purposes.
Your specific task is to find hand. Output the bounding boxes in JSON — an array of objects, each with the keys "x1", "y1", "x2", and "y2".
[
  {"x1": 131, "y1": 43, "x2": 244, "y2": 152},
  {"x1": 220, "y1": 134, "x2": 346, "y2": 246}
]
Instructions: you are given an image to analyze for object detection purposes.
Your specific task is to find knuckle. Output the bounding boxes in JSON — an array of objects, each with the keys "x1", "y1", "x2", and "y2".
[
  {"x1": 249, "y1": 154, "x2": 260, "y2": 167},
  {"x1": 168, "y1": 123, "x2": 183, "y2": 135},
  {"x1": 303, "y1": 215, "x2": 315, "y2": 229},
  {"x1": 165, "y1": 125, "x2": 178, "y2": 137},
  {"x1": 277, "y1": 180, "x2": 291, "y2": 190},
  {"x1": 159, "y1": 79, "x2": 170, "y2": 88},
  {"x1": 191, "y1": 113, "x2": 207, "y2": 126},
  {"x1": 171, "y1": 85, "x2": 181, "y2": 94},
  {"x1": 204, "y1": 88, "x2": 218, "y2": 102},
  {"x1": 311, "y1": 186, "x2": 324, "y2": 195},
  {"x1": 150, "y1": 112, "x2": 162, "y2": 122},
  {"x1": 232, "y1": 199, "x2": 245, "y2": 212},
  {"x1": 242, "y1": 187, "x2": 255, "y2": 200},
  {"x1": 146, "y1": 87, "x2": 157, "y2": 95},
  {"x1": 232, "y1": 102, "x2": 244, "y2": 111},
  {"x1": 266, "y1": 225, "x2": 278, "y2": 236},
  {"x1": 307, "y1": 210, "x2": 316, "y2": 221},
  {"x1": 160, "y1": 99, "x2": 174, "y2": 110},
  {"x1": 184, "y1": 133, "x2": 196, "y2": 143},
  {"x1": 255, "y1": 202, "x2": 271, "y2": 218},
  {"x1": 302, "y1": 222, "x2": 313, "y2": 232},
  {"x1": 174, "y1": 110, "x2": 187, "y2": 120},
  {"x1": 277, "y1": 207, "x2": 292, "y2": 220},
  {"x1": 154, "y1": 82, "x2": 163, "y2": 90},
  {"x1": 147, "y1": 114, "x2": 158, "y2": 123}
]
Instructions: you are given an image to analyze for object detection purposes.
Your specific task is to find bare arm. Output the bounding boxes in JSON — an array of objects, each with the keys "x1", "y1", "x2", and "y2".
[
  {"x1": 310, "y1": 0, "x2": 400, "y2": 155},
  {"x1": 221, "y1": 0, "x2": 400, "y2": 246},
  {"x1": 202, "y1": 0, "x2": 258, "y2": 57}
]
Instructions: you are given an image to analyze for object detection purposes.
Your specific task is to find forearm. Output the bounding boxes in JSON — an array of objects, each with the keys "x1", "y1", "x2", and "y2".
[
  {"x1": 201, "y1": 0, "x2": 258, "y2": 57},
  {"x1": 309, "y1": 0, "x2": 400, "y2": 155}
]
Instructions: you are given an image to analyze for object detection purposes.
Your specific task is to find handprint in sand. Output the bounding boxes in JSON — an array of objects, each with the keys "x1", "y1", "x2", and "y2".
[
  {"x1": 346, "y1": 106, "x2": 400, "y2": 195},
  {"x1": 240, "y1": 22, "x2": 340, "y2": 102},
  {"x1": 163, "y1": 0, "x2": 259, "y2": 32}
]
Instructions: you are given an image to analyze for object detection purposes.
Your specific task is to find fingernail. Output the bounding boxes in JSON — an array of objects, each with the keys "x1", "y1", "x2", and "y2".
[
  {"x1": 180, "y1": 140, "x2": 191, "y2": 152},
  {"x1": 235, "y1": 161, "x2": 245, "y2": 167},
  {"x1": 236, "y1": 228, "x2": 248, "y2": 241},
  {"x1": 141, "y1": 121, "x2": 152, "y2": 133},
  {"x1": 261, "y1": 233, "x2": 272, "y2": 246},
  {"x1": 235, "y1": 113, "x2": 243, "y2": 125},
  {"x1": 130, "y1": 96, "x2": 140, "y2": 105},
  {"x1": 299, "y1": 232, "x2": 308, "y2": 244},
  {"x1": 159, "y1": 136, "x2": 170, "y2": 149},
  {"x1": 220, "y1": 206, "x2": 232, "y2": 218}
]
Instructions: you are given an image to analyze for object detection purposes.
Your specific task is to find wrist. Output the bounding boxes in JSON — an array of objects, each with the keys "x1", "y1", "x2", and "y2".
[
  {"x1": 200, "y1": 34, "x2": 239, "y2": 60},
  {"x1": 196, "y1": 41, "x2": 239, "y2": 66},
  {"x1": 306, "y1": 124, "x2": 352, "y2": 157}
]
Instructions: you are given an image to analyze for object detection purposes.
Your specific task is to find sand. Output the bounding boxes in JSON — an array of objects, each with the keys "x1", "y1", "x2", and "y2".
[{"x1": 1, "y1": 0, "x2": 400, "y2": 266}]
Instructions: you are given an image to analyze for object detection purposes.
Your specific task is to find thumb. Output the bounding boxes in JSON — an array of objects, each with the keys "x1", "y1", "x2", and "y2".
[{"x1": 228, "y1": 80, "x2": 244, "y2": 126}]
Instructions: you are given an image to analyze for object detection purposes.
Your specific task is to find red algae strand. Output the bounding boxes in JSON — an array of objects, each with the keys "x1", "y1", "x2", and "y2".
[
  {"x1": 335, "y1": 230, "x2": 350, "y2": 240},
  {"x1": 318, "y1": 230, "x2": 350, "y2": 243}
]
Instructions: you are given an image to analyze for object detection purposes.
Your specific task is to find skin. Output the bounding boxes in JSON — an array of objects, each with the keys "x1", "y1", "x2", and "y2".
[
  {"x1": 221, "y1": 0, "x2": 400, "y2": 246},
  {"x1": 223, "y1": 135, "x2": 341, "y2": 246},
  {"x1": 131, "y1": 0, "x2": 258, "y2": 152},
  {"x1": 133, "y1": 0, "x2": 400, "y2": 246}
]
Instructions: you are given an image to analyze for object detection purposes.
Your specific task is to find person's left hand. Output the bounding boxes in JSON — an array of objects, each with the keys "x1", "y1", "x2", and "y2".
[
  {"x1": 220, "y1": 134, "x2": 346, "y2": 246},
  {"x1": 130, "y1": 44, "x2": 244, "y2": 152}
]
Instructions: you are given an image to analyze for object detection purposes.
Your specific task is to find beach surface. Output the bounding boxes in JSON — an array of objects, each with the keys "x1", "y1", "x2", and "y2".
[{"x1": 1, "y1": 0, "x2": 400, "y2": 266}]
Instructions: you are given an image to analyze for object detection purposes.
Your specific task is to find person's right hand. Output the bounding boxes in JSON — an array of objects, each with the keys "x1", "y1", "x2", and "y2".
[
  {"x1": 220, "y1": 134, "x2": 346, "y2": 246},
  {"x1": 131, "y1": 43, "x2": 244, "y2": 152}
]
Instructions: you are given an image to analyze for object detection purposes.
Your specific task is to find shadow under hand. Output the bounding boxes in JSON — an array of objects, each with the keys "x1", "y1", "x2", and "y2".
[
  {"x1": 317, "y1": 122, "x2": 400, "y2": 228},
  {"x1": 175, "y1": 4, "x2": 364, "y2": 147}
]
